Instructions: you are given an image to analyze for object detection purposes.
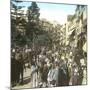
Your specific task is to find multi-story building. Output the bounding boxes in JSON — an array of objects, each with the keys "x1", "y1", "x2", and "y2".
[
  {"x1": 66, "y1": 5, "x2": 87, "y2": 57},
  {"x1": 75, "y1": 5, "x2": 87, "y2": 53},
  {"x1": 66, "y1": 5, "x2": 87, "y2": 85}
]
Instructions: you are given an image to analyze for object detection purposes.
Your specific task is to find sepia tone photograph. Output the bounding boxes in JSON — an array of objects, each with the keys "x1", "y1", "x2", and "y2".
[{"x1": 11, "y1": 0, "x2": 87, "y2": 89}]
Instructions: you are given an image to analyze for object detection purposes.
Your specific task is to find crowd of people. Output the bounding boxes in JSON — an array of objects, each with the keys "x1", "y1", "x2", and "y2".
[{"x1": 11, "y1": 46, "x2": 85, "y2": 88}]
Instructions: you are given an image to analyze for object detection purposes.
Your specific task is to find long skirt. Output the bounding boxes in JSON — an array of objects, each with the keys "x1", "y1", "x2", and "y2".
[{"x1": 31, "y1": 72, "x2": 38, "y2": 88}]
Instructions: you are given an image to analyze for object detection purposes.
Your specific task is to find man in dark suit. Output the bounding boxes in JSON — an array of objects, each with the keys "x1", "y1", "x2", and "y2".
[{"x1": 58, "y1": 60, "x2": 70, "y2": 86}]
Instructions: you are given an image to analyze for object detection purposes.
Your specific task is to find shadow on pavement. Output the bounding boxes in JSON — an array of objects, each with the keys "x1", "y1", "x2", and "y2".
[{"x1": 23, "y1": 76, "x2": 31, "y2": 85}]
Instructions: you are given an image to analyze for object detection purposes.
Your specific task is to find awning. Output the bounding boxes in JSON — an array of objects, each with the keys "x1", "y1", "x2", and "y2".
[
  {"x1": 82, "y1": 42, "x2": 87, "y2": 52},
  {"x1": 68, "y1": 30, "x2": 76, "y2": 41},
  {"x1": 68, "y1": 28, "x2": 75, "y2": 36}
]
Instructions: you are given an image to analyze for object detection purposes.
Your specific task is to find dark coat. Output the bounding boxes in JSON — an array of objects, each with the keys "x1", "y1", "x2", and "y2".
[{"x1": 58, "y1": 66, "x2": 70, "y2": 86}]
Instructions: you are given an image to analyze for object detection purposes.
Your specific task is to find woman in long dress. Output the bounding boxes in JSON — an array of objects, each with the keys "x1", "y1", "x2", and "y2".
[{"x1": 31, "y1": 60, "x2": 38, "y2": 88}]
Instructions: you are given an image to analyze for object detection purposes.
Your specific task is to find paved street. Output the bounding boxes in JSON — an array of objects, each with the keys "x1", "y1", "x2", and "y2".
[{"x1": 12, "y1": 67, "x2": 32, "y2": 89}]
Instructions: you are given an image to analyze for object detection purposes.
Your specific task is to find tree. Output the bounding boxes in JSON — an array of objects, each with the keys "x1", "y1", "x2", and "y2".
[
  {"x1": 26, "y1": 2, "x2": 40, "y2": 47},
  {"x1": 11, "y1": 0, "x2": 27, "y2": 47}
]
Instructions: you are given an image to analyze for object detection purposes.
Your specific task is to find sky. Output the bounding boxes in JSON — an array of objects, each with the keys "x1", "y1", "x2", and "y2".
[{"x1": 16, "y1": 1, "x2": 77, "y2": 24}]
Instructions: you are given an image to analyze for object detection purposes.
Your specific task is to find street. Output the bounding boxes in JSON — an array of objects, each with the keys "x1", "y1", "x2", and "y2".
[{"x1": 12, "y1": 67, "x2": 32, "y2": 89}]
